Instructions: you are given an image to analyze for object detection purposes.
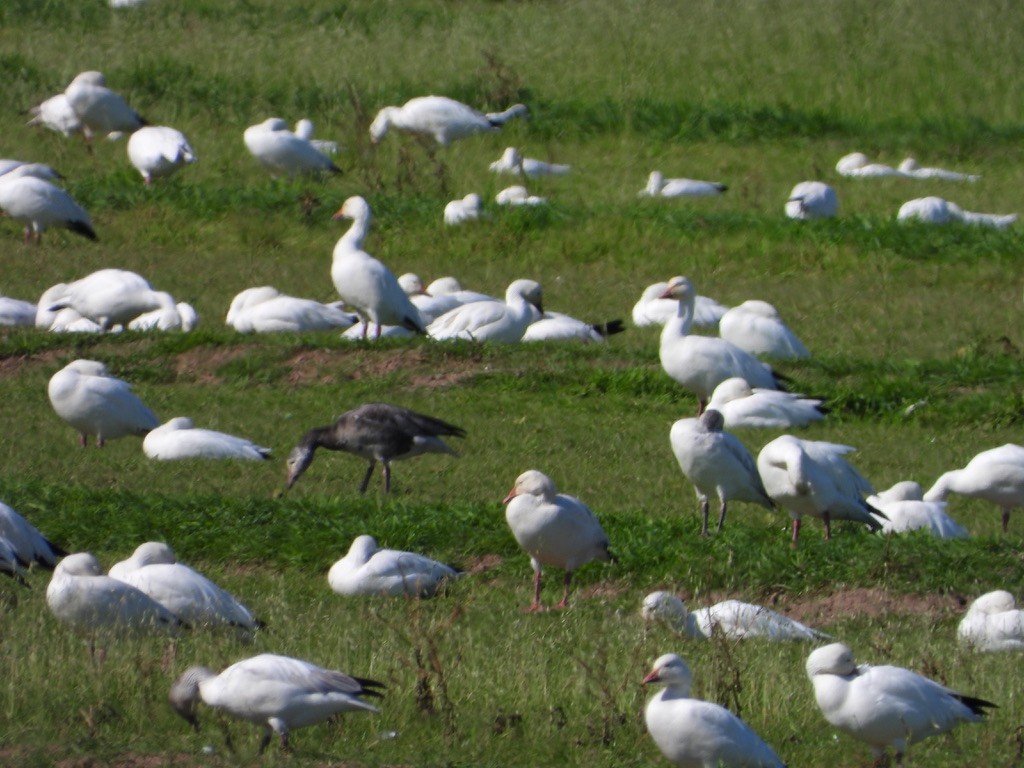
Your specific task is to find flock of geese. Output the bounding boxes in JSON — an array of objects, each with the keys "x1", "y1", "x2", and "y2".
[{"x1": 2, "y1": 67, "x2": 1023, "y2": 766}]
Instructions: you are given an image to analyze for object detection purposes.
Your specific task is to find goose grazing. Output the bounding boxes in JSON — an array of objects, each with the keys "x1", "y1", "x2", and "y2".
[
  {"x1": 643, "y1": 654, "x2": 784, "y2": 768},
  {"x1": 27, "y1": 93, "x2": 83, "y2": 137},
  {"x1": 495, "y1": 185, "x2": 547, "y2": 206},
  {"x1": 427, "y1": 279, "x2": 543, "y2": 343},
  {"x1": 718, "y1": 300, "x2": 810, "y2": 360},
  {"x1": 443, "y1": 193, "x2": 484, "y2": 225},
  {"x1": 707, "y1": 377, "x2": 825, "y2": 429},
  {"x1": 923, "y1": 444, "x2": 1024, "y2": 532},
  {"x1": 0, "y1": 501, "x2": 65, "y2": 569},
  {"x1": 46, "y1": 552, "x2": 184, "y2": 637},
  {"x1": 866, "y1": 481, "x2": 968, "y2": 539},
  {"x1": 0, "y1": 165, "x2": 96, "y2": 244},
  {"x1": 48, "y1": 359, "x2": 159, "y2": 447},
  {"x1": 958, "y1": 591, "x2": 1024, "y2": 652},
  {"x1": 46, "y1": 269, "x2": 177, "y2": 331},
  {"x1": 806, "y1": 642, "x2": 996, "y2": 767},
  {"x1": 642, "y1": 591, "x2": 829, "y2": 642},
  {"x1": 0, "y1": 295, "x2": 38, "y2": 327},
  {"x1": 109, "y1": 542, "x2": 262, "y2": 637},
  {"x1": 898, "y1": 157, "x2": 980, "y2": 182},
  {"x1": 785, "y1": 181, "x2": 838, "y2": 219},
  {"x1": 835, "y1": 152, "x2": 908, "y2": 178},
  {"x1": 502, "y1": 469, "x2": 614, "y2": 612},
  {"x1": 226, "y1": 286, "x2": 356, "y2": 332},
  {"x1": 757, "y1": 435, "x2": 883, "y2": 547},
  {"x1": 669, "y1": 410, "x2": 773, "y2": 536},
  {"x1": 285, "y1": 403, "x2": 464, "y2": 492},
  {"x1": 640, "y1": 171, "x2": 727, "y2": 198},
  {"x1": 143, "y1": 417, "x2": 271, "y2": 461},
  {"x1": 330, "y1": 196, "x2": 425, "y2": 339},
  {"x1": 659, "y1": 276, "x2": 782, "y2": 413},
  {"x1": 488, "y1": 147, "x2": 570, "y2": 177},
  {"x1": 369, "y1": 96, "x2": 527, "y2": 147},
  {"x1": 293, "y1": 118, "x2": 338, "y2": 156},
  {"x1": 243, "y1": 118, "x2": 341, "y2": 177},
  {"x1": 897, "y1": 196, "x2": 1017, "y2": 228},
  {"x1": 169, "y1": 654, "x2": 383, "y2": 754},
  {"x1": 632, "y1": 282, "x2": 729, "y2": 329},
  {"x1": 63, "y1": 71, "x2": 146, "y2": 145},
  {"x1": 328, "y1": 534, "x2": 461, "y2": 597},
  {"x1": 127, "y1": 125, "x2": 196, "y2": 184}
]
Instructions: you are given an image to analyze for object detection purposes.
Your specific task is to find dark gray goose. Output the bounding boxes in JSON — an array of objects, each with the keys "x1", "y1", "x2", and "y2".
[{"x1": 285, "y1": 403, "x2": 465, "y2": 492}]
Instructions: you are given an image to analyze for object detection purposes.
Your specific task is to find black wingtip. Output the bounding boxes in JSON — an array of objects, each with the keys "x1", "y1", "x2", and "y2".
[
  {"x1": 591, "y1": 318, "x2": 627, "y2": 337},
  {"x1": 954, "y1": 693, "x2": 998, "y2": 715},
  {"x1": 67, "y1": 220, "x2": 98, "y2": 241}
]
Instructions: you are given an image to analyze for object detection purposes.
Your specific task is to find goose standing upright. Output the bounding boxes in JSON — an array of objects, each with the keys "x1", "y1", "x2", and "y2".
[
  {"x1": 63, "y1": 71, "x2": 145, "y2": 145},
  {"x1": 718, "y1": 300, "x2": 810, "y2": 360},
  {"x1": 330, "y1": 196, "x2": 425, "y2": 339},
  {"x1": 957, "y1": 591, "x2": 1024, "y2": 652},
  {"x1": 642, "y1": 591, "x2": 829, "y2": 642},
  {"x1": 923, "y1": 444, "x2": 1024, "y2": 532},
  {"x1": 0, "y1": 165, "x2": 96, "y2": 244},
  {"x1": 127, "y1": 125, "x2": 196, "y2": 184},
  {"x1": 369, "y1": 96, "x2": 527, "y2": 147},
  {"x1": 328, "y1": 534, "x2": 460, "y2": 597},
  {"x1": 427, "y1": 279, "x2": 543, "y2": 343}
]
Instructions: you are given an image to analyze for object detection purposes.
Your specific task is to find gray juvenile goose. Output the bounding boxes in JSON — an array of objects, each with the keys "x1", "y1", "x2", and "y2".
[{"x1": 285, "y1": 403, "x2": 465, "y2": 493}]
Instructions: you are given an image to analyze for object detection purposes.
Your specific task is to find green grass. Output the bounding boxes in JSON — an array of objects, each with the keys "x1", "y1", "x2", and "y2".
[{"x1": 1, "y1": 0, "x2": 1024, "y2": 765}]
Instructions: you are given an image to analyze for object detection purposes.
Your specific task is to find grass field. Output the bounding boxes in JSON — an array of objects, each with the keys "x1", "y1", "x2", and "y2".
[{"x1": 1, "y1": 0, "x2": 1024, "y2": 765}]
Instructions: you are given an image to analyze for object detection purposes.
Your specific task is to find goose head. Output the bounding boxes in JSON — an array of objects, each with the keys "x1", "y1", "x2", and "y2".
[
  {"x1": 285, "y1": 443, "x2": 317, "y2": 489},
  {"x1": 642, "y1": 653, "x2": 693, "y2": 695},
  {"x1": 806, "y1": 642, "x2": 858, "y2": 679},
  {"x1": 168, "y1": 665, "x2": 217, "y2": 731},
  {"x1": 503, "y1": 469, "x2": 557, "y2": 504},
  {"x1": 641, "y1": 591, "x2": 689, "y2": 630},
  {"x1": 506, "y1": 279, "x2": 543, "y2": 314},
  {"x1": 658, "y1": 276, "x2": 695, "y2": 302},
  {"x1": 332, "y1": 195, "x2": 372, "y2": 224}
]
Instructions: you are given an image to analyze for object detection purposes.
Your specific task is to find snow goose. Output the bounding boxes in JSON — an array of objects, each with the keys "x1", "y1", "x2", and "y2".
[
  {"x1": 46, "y1": 269, "x2": 175, "y2": 331},
  {"x1": 293, "y1": 118, "x2": 339, "y2": 156},
  {"x1": 495, "y1": 184, "x2": 547, "y2": 206},
  {"x1": 707, "y1": 377, "x2": 825, "y2": 429},
  {"x1": 27, "y1": 93, "x2": 83, "y2": 137},
  {"x1": 226, "y1": 286, "x2": 356, "y2": 332},
  {"x1": 443, "y1": 193, "x2": 484, "y2": 225},
  {"x1": 169, "y1": 654, "x2": 383, "y2": 754},
  {"x1": 659, "y1": 276, "x2": 782, "y2": 413},
  {"x1": 127, "y1": 125, "x2": 196, "y2": 184},
  {"x1": 958, "y1": 591, "x2": 1024, "y2": 652},
  {"x1": 502, "y1": 469, "x2": 614, "y2": 611},
  {"x1": 328, "y1": 534, "x2": 461, "y2": 597},
  {"x1": 835, "y1": 152, "x2": 908, "y2": 178},
  {"x1": 642, "y1": 591, "x2": 829, "y2": 642},
  {"x1": 0, "y1": 295, "x2": 38, "y2": 326},
  {"x1": 427, "y1": 279, "x2": 543, "y2": 343},
  {"x1": 785, "y1": 181, "x2": 838, "y2": 219},
  {"x1": 143, "y1": 417, "x2": 271, "y2": 461},
  {"x1": 0, "y1": 165, "x2": 96, "y2": 244},
  {"x1": 643, "y1": 653, "x2": 784, "y2": 768},
  {"x1": 400, "y1": 274, "x2": 495, "y2": 324},
  {"x1": 46, "y1": 552, "x2": 184, "y2": 637},
  {"x1": 243, "y1": 118, "x2": 340, "y2": 177},
  {"x1": 330, "y1": 196, "x2": 425, "y2": 339},
  {"x1": 806, "y1": 642, "x2": 995, "y2": 766},
  {"x1": 127, "y1": 301, "x2": 199, "y2": 332},
  {"x1": 285, "y1": 403, "x2": 464, "y2": 492},
  {"x1": 898, "y1": 157, "x2": 980, "y2": 182},
  {"x1": 0, "y1": 159, "x2": 62, "y2": 181},
  {"x1": 489, "y1": 146, "x2": 570, "y2": 177},
  {"x1": 632, "y1": 281, "x2": 729, "y2": 329},
  {"x1": 669, "y1": 410, "x2": 774, "y2": 535},
  {"x1": 108, "y1": 541, "x2": 176, "y2": 581},
  {"x1": 640, "y1": 171, "x2": 727, "y2": 198},
  {"x1": 867, "y1": 481, "x2": 968, "y2": 539},
  {"x1": 756, "y1": 435, "x2": 883, "y2": 547},
  {"x1": 522, "y1": 309, "x2": 624, "y2": 343},
  {"x1": 63, "y1": 71, "x2": 145, "y2": 144},
  {"x1": 0, "y1": 501, "x2": 65, "y2": 569},
  {"x1": 923, "y1": 444, "x2": 1024, "y2": 532},
  {"x1": 48, "y1": 359, "x2": 159, "y2": 447},
  {"x1": 109, "y1": 542, "x2": 261, "y2": 636},
  {"x1": 369, "y1": 96, "x2": 527, "y2": 147},
  {"x1": 897, "y1": 196, "x2": 1016, "y2": 228},
  {"x1": 718, "y1": 300, "x2": 810, "y2": 360}
]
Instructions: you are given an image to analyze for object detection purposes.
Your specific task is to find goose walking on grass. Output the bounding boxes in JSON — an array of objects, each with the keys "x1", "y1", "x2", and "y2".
[
  {"x1": 923, "y1": 444, "x2": 1024, "y2": 533},
  {"x1": 127, "y1": 125, "x2": 196, "y2": 185},
  {"x1": 785, "y1": 181, "x2": 838, "y2": 219},
  {"x1": 866, "y1": 481, "x2": 968, "y2": 539},
  {"x1": 48, "y1": 359, "x2": 159, "y2": 447},
  {"x1": 169, "y1": 654, "x2": 383, "y2": 755},
  {"x1": 143, "y1": 417, "x2": 271, "y2": 461},
  {"x1": 757, "y1": 435, "x2": 883, "y2": 547},
  {"x1": 63, "y1": 71, "x2": 145, "y2": 146},
  {"x1": 643, "y1": 654, "x2": 785, "y2": 768},
  {"x1": 427, "y1": 279, "x2": 543, "y2": 343},
  {"x1": 669, "y1": 410, "x2": 774, "y2": 536},
  {"x1": 898, "y1": 157, "x2": 980, "y2": 182},
  {"x1": 632, "y1": 281, "x2": 729, "y2": 329},
  {"x1": 285, "y1": 403, "x2": 465, "y2": 493},
  {"x1": 369, "y1": 96, "x2": 527, "y2": 147},
  {"x1": 958, "y1": 591, "x2": 1024, "y2": 652},
  {"x1": 659, "y1": 276, "x2": 782, "y2": 413},
  {"x1": 806, "y1": 642, "x2": 996, "y2": 767},
  {"x1": 642, "y1": 591, "x2": 829, "y2": 642},
  {"x1": 489, "y1": 146, "x2": 570, "y2": 177},
  {"x1": 706, "y1": 377, "x2": 825, "y2": 429},
  {"x1": 330, "y1": 196, "x2": 425, "y2": 340},
  {"x1": 502, "y1": 469, "x2": 614, "y2": 612},
  {"x1": 0, "y1": 165, "x2": 96, "y2": 244},
  {"x1": 46, "y1": 269, "x2": 176, "y2": 331},
  {"x1": 640, "y1": 171, "x2": 727, "y2": 198},
  {"x1": 0, "y1": 501, "x2": 65, "y2": 569},
  {"x1": 243, "y1": 118, "x2": 340, "y2": 178},
  {"x1": 328, "y1": 534, "x2": 461, "y2": 597},
  {"x1": 718, "y1": 300, "x2": 810, "y2": 360},
  {"x1": 897, "y1": 196, "x2": 1017, "y2": 229}
]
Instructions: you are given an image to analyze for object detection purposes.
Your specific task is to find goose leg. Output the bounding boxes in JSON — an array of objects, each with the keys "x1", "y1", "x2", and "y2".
[
  {"x1": 555, "y1": 571, "x2": 573, "y2": 610},
  {"x1": 1002, "y1": 507, "x2": 1010, "y2": 533},
  {"x1": 823, "y1": 512, "x2": 832, "y2": 541},
  {"x1": 258, "y1": 727, "x2": 273, "y2": 755},
  {"x1": 358, "y1": 460, "x2": 376, "y2": 493},
  {"x1": 382, "y1": 461, "x2": 392, "y2": 493},
  {"x1": 790, "y1": 518, "x2": 801, "y2": 549},
  {"x1": 525, "y1": 568, "x2": 544, "y2": 612},
  {"x1": 717, "y1": 499, "x2": 727, "y2": 532},
  {"x1": 699, "y1": 498, "x2": 710, "y2": 537},
  {"x1": 79, "y1": 432, "x2": 88, "y2": 448},
  {"x1": 697, "y1": 398, "x2": 707, "y2": 415}
]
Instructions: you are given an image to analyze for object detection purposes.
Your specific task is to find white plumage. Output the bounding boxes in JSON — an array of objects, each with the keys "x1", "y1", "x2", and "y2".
[
  {"x1": 867, "y1": 481, "x2": 968, "y2": 539},
  {"x1": 785, "y1": 181, "x2": 838, "y2": 219},
  {"x1": 127, "y1": 126, "x2": 196, "y2": 184},
  {"x1": 718, "y1": 300, "x2": 810, "y2": 359},
  {"x1": 640, "y1": 171, "x2": 727, "y2": 198},
  {"x1": 46, "y1": 269, "x2": 176, "y2": 331},
  {"x1": 443, "y1": 193, "x2": 484, "y2": 225},
  {"x1": 642, "y1": 591, "x2": 829, "y2": 642},
  {"x1": 835, "y1": 152, "x2": 907, "y2": 178},
  {"x1": 923, "y1": 444, "x2": 1024, "y2": 532},
  {"x1": 707, "y1": 377, "x2": 825, "y2": 429},
  {"x1": 0, "y1": 500, "x2": 63, "y2": 569},
  {"x1": 958, "y1": 590, "x2": 1024, "y2": 652},
  {"x1": 128, "y1": 301, "x2": 199, "y2": 332},
  {"x1": 243, "y1": 118, "x2": 340, "y2": 177},
  {"x1": 0, "y1": 295, "x2": 38, "y2": 327},
  {"x1": 63, "y1": 71, "x2": 145, "y2": 141},
  {"x1": 27, "y1": 93, "x2": 83, "y2": 137},
  {"x1": 632, "y1": 282, "x2": 729, "y2": 329},
  {"x1": 226, "y1": 286, "x2": 356, "y2": 333},
  {"x1": 489, "y1": 147, "x2": 570, "y2": 177},
  {"x1": 369, "y1": 96, "x2": 527, "y2": 146},
  {"x1": 428, "y1": 279, "x2": 543, "y2": 343},
  {"x1": 898, "y1": 157, "x2": 980, "y2": 182},
  {"x1": 522, "y1": 309, "x2": 617, "y2": 343},
  {"x1": 0, "y1": 165, "x2": 96, "y2": 244},
  {"x1": 495, "y1": 184, "x2": 547, "y2": 206},
  {"x1": 293, "y1": 118, "x2": 338, "y2": 156},
  {"x1": 897, "y1": 196, "x2": 1016, "y2": 228},
  {"x1": 143, "y1": 417, "x2": 271, "y2": 461},
  {"x1": 327, "y1": 534, "x2": 460, "y2": 597}
]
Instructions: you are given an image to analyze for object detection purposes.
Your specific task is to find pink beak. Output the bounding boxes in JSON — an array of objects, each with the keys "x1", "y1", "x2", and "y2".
[
  {"x1": 641, "y1": 669, "x2": 660, "y2": 685},
  {"x1": 502, "y1": 488, "x2": 517, "y2": 505}
]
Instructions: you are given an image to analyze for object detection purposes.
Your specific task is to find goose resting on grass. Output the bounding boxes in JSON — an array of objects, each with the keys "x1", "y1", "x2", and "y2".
[
  {"x1": 369, "y1": 96, "x2": 527, "y2": 147},
  {"x1": 958, "y1": 591, "x2": 1024, "y2": 652},
  {"x1": 642, "y1": 591, "x2": 829, "y2": 641},
  {"x1": 866, "y1": 481, "x2": 968, "y2": 539},
  {"x1": 632, "y1": 281, "x2": 729, "y2": 329},
  {"x1": 0, "y1": 295, "x2": 38, "y2": 326},
  {"x1": 0, "y1": 501, "x2": 65, "y2": 569},
  {"x1": 427, "y1": 279, "x2": 543, "y2": 343},
  {"x1": 127, "y1": 301, "x2": 199, "y2": 332},
  {"x1": 897, "y1": 196, "x2": 1016, "y2": 229},
  {"x1": 923, "y1": 444, "x2": 1024, "y2": 532},
  {"x1": 243, "y1": 118, "x2": 340, "y2": 177},
  {"x1": 718, "y1": 300, "x2": 810, "y2": 360},
  {"x1": 0, "y1": 164, "x2": 96, "y2": 244},
  {"x1": 443, "y1": 193, "x2": 484, "y2": 225},
  {"x1": 489, "y1": 146, "x2": 570, "y2": 177},
  {"x1": 226, "y1": 286, "x2": 356, "y2": 333},
  {"x1": 143, "y1": 417, "x2": 271, "y2": 461},
  {"x1": 46, "y1": 269, "x2": 176, "y2": 331},
  {"x1": 806, "y1": 642, "x2": 996, "y2": 767},
  {"x1": 328, "y1": 534, "x2": 461, "y2": 597},
  {"x1": 835, "y1": 152, "x2": 907, "y2": 178},
  {"x1": 169, "y1": 654, "x2": 383, "y2": 754},
  {"x1": 127, "y1": 125, "x2": 196, "y2": 184},
  {"x1": 640, "y1": 171, "x2": 727, "y2": 198},
  {"x1": 785, "y1": 181, "x2": 838, "y2": 219},
  {"x1": 285, "y1": 403, "x2": 465, "y2": 493},
  {"x1": 706, "y1": 377, "x2": 825, "y2": 429},
  {"x1": 898, "y1": 157, "x2": 980, "y2": 182}
]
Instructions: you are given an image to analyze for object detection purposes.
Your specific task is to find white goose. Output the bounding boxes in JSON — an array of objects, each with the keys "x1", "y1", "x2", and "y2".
[
  {"x1": 642, "y1": 591, "x2": 829, "y2": 642},
  {"x1": 127, "y1": 125, "x2": 196, "y2": 184},
  {"x1": 127, "y1": 301, "x2": 199, "y2": 332},
  {"x1": 169, "y1": 654, "x2": 383, "y2": 754},
  {"x1": 640, "y1": 171, "x2": 727, "y2": 198},
  {"x1": 502, "y1": 469, "x2": 614, "y2": 611},
  {"x1": 293, "y1": 118, "x2": 338, "y2": 156},
  {"x1": 898, "y1": 157, "x2": 980, "y2": 182},
  {"x1": 443, "y1": 193, "x2": 484, "y2": 225},
  {"x1": 27, "y1": 93, "x2": 83, "y2": 137},
  {"x1": 669, "y1": 410, "x2": 774, "y2": 535},
  {"x1": 226, "y1": 286, "x2": 356, "y2": 333},
  {"x1": 0, "y1": 165, "x2": 96, "y2": 244},
  {"x1": 0, "y1": 500, "x2": 64, "y2": 569},
  {"x1": 659, "y1": 276, "x2": 782, "y2": 413},
  {"x1": 757, "y1": 435, "x2": 882, "y2": 547},
  {"x1": 48, "y1": 359, "x2": 159, "y2": 447},
  {"x1": 46, "y1": 269, "x2": 177, "y2": 331},
  {"x1": 143, "y1": 417, "x2": 271, "y2": 461},
  {"x1": 866, "y1": 481, "x2": 968, "y2": 539},
  {"x1": 806, "y1": 642, "x2": 995, "y2": 767},
  {"x1": 369, "y1": 96, "x2": 527, "y2": 146},
  {"x1": 428, "y1": 279, "x2": 543, "y2": 343},
  {"x1": 489, "y1": 147, "x2": 570, "y2": 177},
  {"x1": 632, "y1": 282, "x2": 729, "y2": 329},
  {"x1": 63, "y1": 71, "x2": 145, "y2": 143},
  {"x1": 330, "y1": 196, "x2": 425, "y2": 339},
  {"x1": 328, "y1": 534, "x2": 461, "y2": 597},
  {"x1": 243, "y1": 118, "x2": 340, "y2": 177},
  {"x1": 108, "y1": 540, "x2": 176, "y2": 581},
  {"x1": 958, "y1": 591, "x2": 1024, "y2": 652},
  {"x1": 718, "y1": 300, "x2": 810, "y2": 359},
  {"x1": 522, "y1": 308, "x2": 623, "y2": 343},
  {"x1": 0, "y1": 295, "x2": 37, "y2": 326},
  {"x1": 897, "y1": 196, "x2": 1016, "y2": 228},
  {"x1": 785, "y1": 181, "x2": 838, "y2": 219},
  {"x1": 643, "y1": 654, "x2": 784, "y2": 768},
  {"x1": 707, "y1": 377, "x2": 825, "y2": 429},
  {"x1": 399, "y1": 274, "x2": 494, "y2": 324},
  {"x1": 923, "y1": 444, "x2": 1024, "y2": 532},
  {"x1": 835, "y1": 152, "x2": 908, "y2": 178},
  {"x1": 495, "y1": 184, "x2": 547, "y2": 206}
]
